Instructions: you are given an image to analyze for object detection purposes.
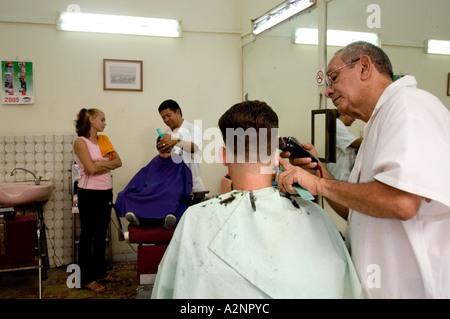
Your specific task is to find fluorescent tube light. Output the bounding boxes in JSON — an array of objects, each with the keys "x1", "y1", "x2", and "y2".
[
  {"x1": 294, "y1": 28, "x2": 379, "y2": 46},
  {"x1": 57, "y1": 12, "x2": 182, "y2": 37},
  {"x1": 426, "y1": 40, "x2": 450, "y2": 55},
  {"x1": 252, "y1": 0, "x2": 316, "y2": 36}
]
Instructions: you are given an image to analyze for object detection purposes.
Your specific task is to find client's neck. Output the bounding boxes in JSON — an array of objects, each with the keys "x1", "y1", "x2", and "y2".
[{"x1": 228, "y1": 164, "x2": 273, "y2": 191}]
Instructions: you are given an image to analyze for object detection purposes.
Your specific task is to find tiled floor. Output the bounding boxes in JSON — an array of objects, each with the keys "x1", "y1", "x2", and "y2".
[{"x1": 0, "y1": 261, "x2": 141, "y2": 299}]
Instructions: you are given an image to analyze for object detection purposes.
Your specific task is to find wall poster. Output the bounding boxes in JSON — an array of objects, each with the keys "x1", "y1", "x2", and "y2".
[{"x1": 1, "y1": 60, "x2": 34, "y2": 105}]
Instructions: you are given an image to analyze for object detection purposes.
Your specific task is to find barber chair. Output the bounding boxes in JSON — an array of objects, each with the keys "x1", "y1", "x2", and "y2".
[
  {"x1": 126, "y1": 225, "x2": 174, "y2": 285},
  {"x1": 124, "y1": 191, "x2": 209, "y2": 285}
]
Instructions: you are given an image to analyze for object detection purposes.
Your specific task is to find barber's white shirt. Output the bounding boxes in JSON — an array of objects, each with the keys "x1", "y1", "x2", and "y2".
[
  {"x1": 166, "y1": 119, "x2": 206, "y2": 192},
  {"x1": 346, "y1": 75, "x2": 450, "y2": 298}
]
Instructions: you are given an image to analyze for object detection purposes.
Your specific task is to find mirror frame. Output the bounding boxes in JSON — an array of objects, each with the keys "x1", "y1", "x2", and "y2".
[{"x1": 311, "y1": 109, "x2": 337, "y2": 163}]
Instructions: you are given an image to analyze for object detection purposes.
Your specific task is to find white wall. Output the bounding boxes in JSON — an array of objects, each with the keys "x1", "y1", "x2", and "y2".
[{"x1": 0, "y1": 0, "x2": 242, "y2": 257}]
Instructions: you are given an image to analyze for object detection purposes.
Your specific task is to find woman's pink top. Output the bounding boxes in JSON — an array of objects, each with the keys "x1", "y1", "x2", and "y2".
[{"x1": 75, "y1": 136, "x2": 112, "y2": 190}]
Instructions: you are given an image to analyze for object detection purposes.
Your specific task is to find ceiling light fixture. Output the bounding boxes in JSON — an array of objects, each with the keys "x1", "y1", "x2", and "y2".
[
  {"x1": 426, "y1": 39, "x2": 450, "y2": 55},
  {"x1": 294, "y1": 28, "x2": 379, "y2": 46},
  {"x1": 56, "y1": 5, "x2": 182, "y2": 38},
  {"x1": 252, "y1": 0, "x2": 316, "y2": 36}
]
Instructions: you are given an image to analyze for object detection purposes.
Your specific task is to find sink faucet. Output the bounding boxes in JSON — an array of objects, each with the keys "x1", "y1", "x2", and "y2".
[{"x1": 10, "y1": 168, "x2": 41, "y2": 185}]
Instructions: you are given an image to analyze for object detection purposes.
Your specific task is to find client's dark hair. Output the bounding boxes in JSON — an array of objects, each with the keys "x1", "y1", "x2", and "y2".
[{"x1": 218, "y1": 100, "x2": 278, "y2": 163}]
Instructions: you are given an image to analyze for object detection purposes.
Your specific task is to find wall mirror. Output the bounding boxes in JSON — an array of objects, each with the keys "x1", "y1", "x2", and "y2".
[{"x1": 243, "y1": 0, "x2": 450, "y2": 160}]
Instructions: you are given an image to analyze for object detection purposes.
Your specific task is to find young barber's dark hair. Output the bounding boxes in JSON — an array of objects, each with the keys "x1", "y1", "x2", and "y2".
[
  {"x1": 218, "y1": 100, "x2": 278, "y2": 161},
  {"x1": 158, "y1": 99, "x2": 183, "y2": 117}
]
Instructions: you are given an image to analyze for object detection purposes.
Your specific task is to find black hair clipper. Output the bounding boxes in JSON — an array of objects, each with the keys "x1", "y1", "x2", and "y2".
[{"x1": 279, "y1": 136, "x2": 319, "y2": 168}]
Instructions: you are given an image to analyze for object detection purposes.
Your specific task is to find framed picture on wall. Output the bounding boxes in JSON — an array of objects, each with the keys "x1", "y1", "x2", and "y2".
[
  {"x1": 103, "y1": 59, "x2": 143, "y2": 91},
  {"x1": 447, "y1": 73, "x2": 450, "y2": 96}
]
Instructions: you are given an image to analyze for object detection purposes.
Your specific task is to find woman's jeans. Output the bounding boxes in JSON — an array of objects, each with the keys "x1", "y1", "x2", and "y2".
[{"x1": 77, "y1": 188, "x2": 112, "y2": 285}]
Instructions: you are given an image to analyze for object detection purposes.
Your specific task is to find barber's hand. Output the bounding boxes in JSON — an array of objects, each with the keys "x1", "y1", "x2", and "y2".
[
  {"x1": 278, "y1": 158, "x2": 320, "y2": 195},
  {"x1": 279, "y1": 142, "x2": 320, "y2": 172},
  {"x1": 157, "y1": 134, "x2": 177, "y2": 152}
]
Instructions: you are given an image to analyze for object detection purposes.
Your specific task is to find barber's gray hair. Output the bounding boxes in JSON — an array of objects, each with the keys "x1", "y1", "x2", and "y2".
[{"x1": 336, "y1": 41, "x2": 394, "y2": 80}]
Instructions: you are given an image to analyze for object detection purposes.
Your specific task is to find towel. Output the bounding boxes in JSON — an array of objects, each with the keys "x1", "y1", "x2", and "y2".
[{"x1": 98, "y1": 135, "x2": 116, "y2": 160}]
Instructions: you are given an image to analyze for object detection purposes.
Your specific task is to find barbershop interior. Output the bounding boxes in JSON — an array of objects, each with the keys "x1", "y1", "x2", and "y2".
[{"x1": 0, "y1": 0, "x2": 449, "y2": 300}]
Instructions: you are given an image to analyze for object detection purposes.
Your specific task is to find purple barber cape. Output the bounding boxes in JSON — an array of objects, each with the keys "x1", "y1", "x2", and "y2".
[{"x1": 115, "y1": 154, "x2": 193, "y2": 220}]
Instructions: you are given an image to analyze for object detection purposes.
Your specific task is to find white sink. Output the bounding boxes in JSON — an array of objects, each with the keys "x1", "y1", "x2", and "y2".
[{"x1": 0, "y1": 181, "x2": 53, "y2": 207}]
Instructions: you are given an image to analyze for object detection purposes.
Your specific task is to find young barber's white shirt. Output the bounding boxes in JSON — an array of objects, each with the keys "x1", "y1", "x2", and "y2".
[
  {"x1": 165, "y1": 119, "x2": 206, "y2": 192},
  {"x1": 346, "y1": 75, "x2": 450, "y2": 298}
]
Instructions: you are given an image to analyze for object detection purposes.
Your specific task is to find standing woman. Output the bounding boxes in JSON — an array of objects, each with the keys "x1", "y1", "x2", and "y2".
[{"x1": 74, "y1": 108, "x2": 122, "y2": 293}]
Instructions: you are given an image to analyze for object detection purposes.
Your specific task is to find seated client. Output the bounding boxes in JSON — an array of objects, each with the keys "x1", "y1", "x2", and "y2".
[
  {"x1": 151, "y1": 100, "x2": 365, "y2": 299},
  {"x1": 115, "y1": 137, "x2": 193, "y2": 230}
]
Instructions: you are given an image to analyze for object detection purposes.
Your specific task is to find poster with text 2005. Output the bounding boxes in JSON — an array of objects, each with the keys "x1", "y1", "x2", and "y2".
[{"x1": 1, "y1": 60, "x2": 34, "y2": 105}]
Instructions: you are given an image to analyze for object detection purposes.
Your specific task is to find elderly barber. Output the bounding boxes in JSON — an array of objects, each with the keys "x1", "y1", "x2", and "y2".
[{"x1": 278, "y1": 41, "x2": 450, "y2": 299}]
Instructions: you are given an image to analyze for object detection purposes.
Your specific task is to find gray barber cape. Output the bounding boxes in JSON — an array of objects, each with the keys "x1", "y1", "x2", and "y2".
[{"x1": 151, "y1": 187, "x2": 365, "y2": 299}]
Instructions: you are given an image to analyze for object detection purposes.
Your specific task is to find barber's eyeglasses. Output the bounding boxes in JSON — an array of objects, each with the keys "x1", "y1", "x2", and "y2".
[{"x1": 325, "y1": 58, "x2": 360, "y2": 88}]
